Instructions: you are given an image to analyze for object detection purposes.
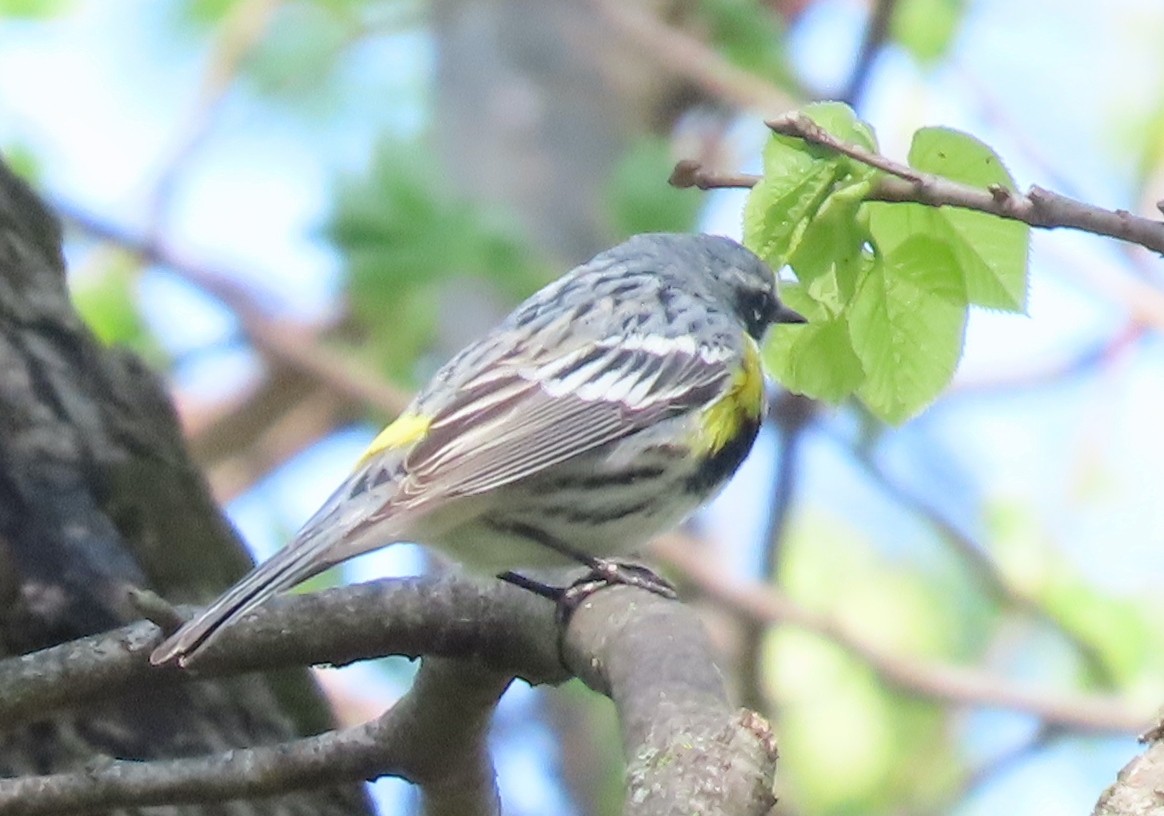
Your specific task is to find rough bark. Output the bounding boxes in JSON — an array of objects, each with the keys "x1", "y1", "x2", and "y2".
[
  {"x1": 1092, "y1": 732, "x2": 1164, "y2": 816},
  {"x1": 0, "y1": 160, "x2": 371, "y2": 815}
]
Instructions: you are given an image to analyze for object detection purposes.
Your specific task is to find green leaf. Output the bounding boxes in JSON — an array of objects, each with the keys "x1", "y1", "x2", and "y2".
[
  {"x1": 743, "y1": 157, "x2": 836, "y2": 268},
  {"x1": 849, "y1": 236, "x2": 968, "y2": 423},
  {"x1": 743, "y1": 102, "x2": 878, "y2": 270},
  {"x1": 176, "y1": 0, "x2": 240, "y2": 27},
  {"x1": 745, "y1": 105, "x2": 1015, "y2": 419},
  {"x1": 606, "y1": 139, "x2": 702, "y2": 237},
  {"x1": 870, "y1": 127, "x2": 1028, "y2": 311},
  {"x1": 244, "y1": 3, "x2": 349, "y2": 106},
  {"x1": 765, "y1": 310, "x2": 865, "y2": 404},
  {"x1": 798, "y1": 101, "x2": 878, "y2": 153},
  {"x1": 788, "y1": 177, "x2": 876, "y2": 311},
  {"x1": 891, "y1": 0, "x2": 966, "y2": 63}
]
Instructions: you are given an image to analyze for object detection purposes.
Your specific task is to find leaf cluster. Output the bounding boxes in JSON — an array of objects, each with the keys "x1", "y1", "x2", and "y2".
[{"x1": 745, "y1": 102, "x2": 1029, "y2": 422}]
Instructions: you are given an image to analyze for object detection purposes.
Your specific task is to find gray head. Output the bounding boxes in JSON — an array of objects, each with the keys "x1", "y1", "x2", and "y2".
[{"x1": 618, "y1": 233, "x2": 806, "y2": 339}]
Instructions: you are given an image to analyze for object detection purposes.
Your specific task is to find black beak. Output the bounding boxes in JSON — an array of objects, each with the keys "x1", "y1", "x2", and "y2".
[{"x1": 774, "y1": 302, "x2": 807, "y2": 324}]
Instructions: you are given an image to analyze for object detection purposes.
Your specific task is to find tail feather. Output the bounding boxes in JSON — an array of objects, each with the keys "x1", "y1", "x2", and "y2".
[
  {"x1": 149, "y1": 527, "x2": 341, "y2": 667},
  {"x1": 150, "y1": 454, "x2": 421, "y2": 666}
]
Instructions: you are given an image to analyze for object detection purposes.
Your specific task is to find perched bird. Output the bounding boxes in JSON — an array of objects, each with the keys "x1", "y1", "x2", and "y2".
[{"x1": 151, "y1": 233, "x2": 805, "y2": 666}]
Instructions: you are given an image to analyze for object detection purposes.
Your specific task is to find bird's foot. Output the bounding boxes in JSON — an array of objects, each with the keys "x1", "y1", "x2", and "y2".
[{"x1": 498, "y1": 560, "x2": 677, "y2": 630}]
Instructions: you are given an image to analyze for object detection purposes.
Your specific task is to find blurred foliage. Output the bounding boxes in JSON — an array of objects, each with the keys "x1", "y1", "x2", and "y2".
[
  {"x1": 179, "y1": 0, "x2": 238, "y2": 26},
  {"x1": 327, "y1": 140, "x2": 547, "y2": 381},
  {"x1": 245, "y1": 2, "x2": 355, "y2": 103},
  {"x1": 0, "y1": 0, "x2": 71, "y2": 18},
  {"x1": 891, "y1": 0, "x2": 966, "y2": 63},
  {"x1": 178, "y1": 0, "x2": 382, "y2": 29},
  {"x1": 1, "y1": 141, "x2": 43, "y2": 183},
  {"x1": 70, "y1": 254, "x2": 162, "y2": 360},
  {"x1": 990, "y1": 502, "x2": 1152, "y2": 686},
  {"x1": 549, "y1": 681, "x2": 627, "y2": 816},
  {"x1": 605, "y1": 138, "x2": 703, "y2": 237},
  {"x1": 170, "y1": 0, "x2": 423, "y2": 114},
  {"x1": 696, "y1": 0, "x2": 794, "y2": 88},
  {"x1": 772, "y1": 510, "x2": 988, "y2": 810}
]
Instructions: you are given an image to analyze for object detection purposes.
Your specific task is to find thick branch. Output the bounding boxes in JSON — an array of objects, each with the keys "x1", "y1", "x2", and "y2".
[
  {"x1": 0, "y1": 574, "x2": 565, "y2": 729},
  {"x1": 0, "y1": 157, "x2": 370, "y2": 813},
  {"x1": 0, "y1": 656, "x2": 509, "y2": 816},
  {"x1": 1, "y1": 575, "x2": 781, "y2": 816},
  {"x1": 1092, "y1": 735, "x2": 1164, "y2": 816},
  {"x1": 563, "y1": 585, "x2": 779, "y2": 816}
]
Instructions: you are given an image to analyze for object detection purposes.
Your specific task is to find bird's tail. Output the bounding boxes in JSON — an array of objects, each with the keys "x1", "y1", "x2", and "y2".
[{"x1": 149, "y1": 507, "x2": 369, "y2": 667}]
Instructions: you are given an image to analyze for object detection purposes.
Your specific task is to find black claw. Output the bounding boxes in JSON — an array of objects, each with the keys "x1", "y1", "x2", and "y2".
[{"x1": 497, "y1": 570, "x2": 565, "y2": 601}]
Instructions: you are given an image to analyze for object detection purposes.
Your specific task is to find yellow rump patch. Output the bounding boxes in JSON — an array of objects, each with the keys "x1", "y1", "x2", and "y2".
[
  {"x1": 358, "y1": 411, "x2": 431, "y2": 466},
  {"x1": 699, "y1": 338, "x2": 765, "y2": 454}
]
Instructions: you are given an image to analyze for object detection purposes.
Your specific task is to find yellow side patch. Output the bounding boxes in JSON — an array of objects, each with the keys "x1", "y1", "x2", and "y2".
[
  {"x1": 699, "y1": 338, "x2": 765, "y2": 454},
  {"x1": 358, "y1": 411, "x2": 431, "y2": 466}
]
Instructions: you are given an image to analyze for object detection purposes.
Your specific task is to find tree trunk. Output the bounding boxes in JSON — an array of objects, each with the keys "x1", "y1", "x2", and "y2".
[{"x1": 0, "y1": 161, "x2": 372, "y2": 815}]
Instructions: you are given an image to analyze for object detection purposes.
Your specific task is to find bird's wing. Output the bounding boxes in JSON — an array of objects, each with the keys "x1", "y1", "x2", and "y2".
[{"x1": 391, "y1": 334, "x2": 740, "y2": 508}]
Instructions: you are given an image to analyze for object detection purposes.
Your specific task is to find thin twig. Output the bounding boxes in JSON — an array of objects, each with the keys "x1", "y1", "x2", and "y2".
[
  {"x1": 957, "y1": 725, "x2": 1060, "y2": 806},
  {"x1": 949, "y1": 325, "x2": 1146, "y2": 396},
  {"x1": 146, "y1": 0, "x2": 285, "y2": 237},
  {"x1": 669, "y1": 160, "x2": 761, "y2": 191},
  {"x1": 736, "y1": 394, "x2": 816, "y2": 712},
  {"x1": 766, "y1": 112, "x2": 1164, "y2": 255},
  {"x1": 672, "y1": 122, "x2": 1164, "y2": 258},
  {"x1": 58, "y1": 205, "x2": 412, "y2": 416},
  {"x1": 841, "y1": 0, "x2": 900, "y2": 107},
  {"x1": 591, "y1": 0, "x2": 797, "y2": 114},
  {"x1": 840, "y1": 438, "x2": 1118, "y2": 687},
  {"x1": 205, "y1": 384, "x2": 354, "y2": 502},
  {"x1": 652, "y1": 536, "x2": 1148, "y2": 734}
]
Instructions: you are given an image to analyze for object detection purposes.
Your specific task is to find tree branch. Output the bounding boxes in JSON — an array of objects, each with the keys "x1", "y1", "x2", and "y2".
[
  {"x1": 841, "y1": 0, "x2": 899, "y2": 107},
  {"x1": 839, "y1": 435, "x2": 1118, "y2": 687},
  {"x1": 0, "y1": 150, "x2": 372, "y2": 813},
  {"x1": 562, "y1": 584, "x2": 779, "y2": 816},
  {"x1": 671, "y1": 113, "x2": 1164, "y2": 256},
  {"x1": 1091, "y1": 735, "x2": 1164, "y2": 816},
  {"x1": 591, "y1": 0, "x2": 797, "y2": 114},
  {"x1": 0, "y1": 656, "x2": 509, "y2": 816},
  {"x1": 652, "y1": 537, "x2": 1148, "y2": 734},
  {"x1": 1, "y1": 573, "x2": 782, "y2": 815},
  {"x1": 58, "y1": 204, "x2": 412, "y2": 416},
  {"x1": 145, "y1": 0, "x2": 283, "y2": 236},
  {"x1": 0, "y1": 574, "x2": 565, "y2": 729}
]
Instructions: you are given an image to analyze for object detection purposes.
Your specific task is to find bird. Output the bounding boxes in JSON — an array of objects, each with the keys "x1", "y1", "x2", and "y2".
[{"x1": 150, "y1": 232, "x2": 805, "y2": 666}]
